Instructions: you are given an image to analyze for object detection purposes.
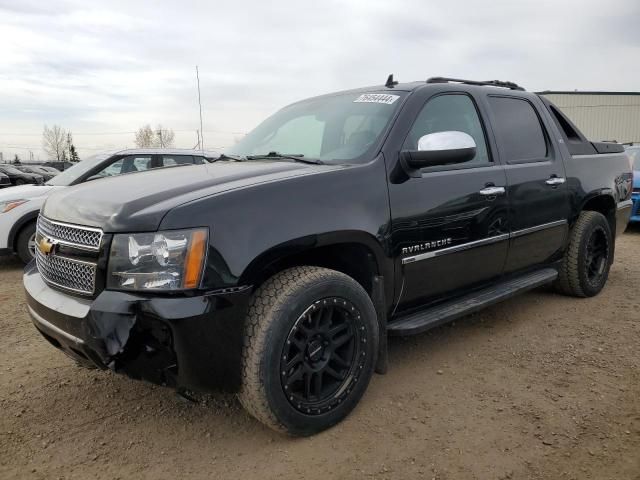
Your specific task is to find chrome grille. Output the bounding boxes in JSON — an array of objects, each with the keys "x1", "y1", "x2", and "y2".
[
  {"x1": 35, "y1": 248, "x2": 97, "y2": 295},
  {"x1": 37, "y1": 216, "x2": 103, "y2": 250},
  {"x1": 35, "y1": 216, "x2": 102, "y2": 295}
]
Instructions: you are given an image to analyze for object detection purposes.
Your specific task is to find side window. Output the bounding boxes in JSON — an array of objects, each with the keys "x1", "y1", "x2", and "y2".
[
  {"x1": 121, "y1": 155, "x2": 152, "y2": 174},
  {"x1": 94, "y1": 158, "x2": 124, "y2": 177},
  {"x1": 162, "y1": 155, "x2": 194, "y2": 167},
  {"x1": 404, "y1": 94, "x2": 491, "y2": 166},
  {"x1": 93, "y1": 155, "x2": 152, "y2": 178},
  {"x1": 488, "y1": 97, "x2": 548, "y2": 161}
]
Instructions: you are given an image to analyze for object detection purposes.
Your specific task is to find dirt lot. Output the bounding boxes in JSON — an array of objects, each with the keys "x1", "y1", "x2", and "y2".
[{"x1": 1, "y1": 228, "x2": 639, "y2": 480}]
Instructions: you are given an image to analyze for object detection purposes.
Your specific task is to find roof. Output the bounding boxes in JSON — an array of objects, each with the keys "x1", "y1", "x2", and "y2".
[
  {"x1": 298, "y1": 78, "x2": 535, "y2": 107},
  {"x1": 538, "y1": 91, "x2": 640, "y2": 96}
]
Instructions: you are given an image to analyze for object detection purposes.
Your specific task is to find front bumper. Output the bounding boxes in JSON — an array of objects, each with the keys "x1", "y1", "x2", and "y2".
[
  {"x1": 24, "y1": 262, "x2": 252, "y2": 392},
  {"x1": 630, "y1": 193, "x2": 640, "y2": 223}
]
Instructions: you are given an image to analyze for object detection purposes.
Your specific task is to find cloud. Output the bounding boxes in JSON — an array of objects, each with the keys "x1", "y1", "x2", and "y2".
[{"x1": 0, "y1": 0, "x2": 638, "y2": 159}]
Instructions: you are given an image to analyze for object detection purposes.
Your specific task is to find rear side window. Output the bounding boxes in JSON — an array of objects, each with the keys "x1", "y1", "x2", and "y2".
[
  {"x1": 162, "y1": 155, "x2": 195, "y2": 166},
  {"x1": 488, "y1": 97, "x2": 548, "y2": 161}
]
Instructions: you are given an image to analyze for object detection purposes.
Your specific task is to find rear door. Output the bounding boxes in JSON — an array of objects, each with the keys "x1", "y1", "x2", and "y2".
[
  {"x1": 484, "y1": 95, "x2": 570, "y2": 273},
  {"x1": 388, "y1": 91, "x2": 510, "y2": 311}
]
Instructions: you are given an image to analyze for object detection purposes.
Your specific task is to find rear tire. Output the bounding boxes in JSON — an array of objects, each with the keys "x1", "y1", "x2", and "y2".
[
  {"x1": 239, "y1": 266, "x2": 378, "y2": 436},
  {"x1": 16, "y1": 221, "x2": 37, "y2": 264},
  {"x1": 555, "y1": 211, "x2": 612, "y2": 297}
]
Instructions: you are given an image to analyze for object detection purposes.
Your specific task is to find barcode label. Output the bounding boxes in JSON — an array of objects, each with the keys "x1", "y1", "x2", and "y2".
[{"x1": 353, "y1": 93, "x2": 400, "y2": 105}]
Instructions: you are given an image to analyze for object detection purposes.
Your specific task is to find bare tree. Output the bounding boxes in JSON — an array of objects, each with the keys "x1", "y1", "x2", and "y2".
[
  {"x1": 43, "y1": 125, "x2": 67, "y2": 161},
  {"x1": 155, "y1": 125, "x2": 175, "y2": 148},
  {"x1": 134, "y1": 124, "x2": 155, "y2": 148},
  {"x1": 134, "y1": 124, "x2": 175, "y2": 148}
]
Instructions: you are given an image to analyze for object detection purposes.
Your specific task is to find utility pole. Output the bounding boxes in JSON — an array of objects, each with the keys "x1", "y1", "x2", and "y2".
[{"x1": 196, "y1": 65, "x2": 204, "y2": 150}]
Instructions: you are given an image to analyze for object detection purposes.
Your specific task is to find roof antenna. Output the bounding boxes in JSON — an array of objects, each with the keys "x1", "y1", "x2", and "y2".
[{"x1": 385, "y1": 74, "x2": 398, "y2": 88}]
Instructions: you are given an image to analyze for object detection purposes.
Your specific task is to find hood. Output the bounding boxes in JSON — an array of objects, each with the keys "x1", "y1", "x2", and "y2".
[
  {"x1": 42, "y1": 161, "x2": 341, "y2": 232},
  {"x1": 0, "y1": 184, "x2": 56, "y2": 201}
]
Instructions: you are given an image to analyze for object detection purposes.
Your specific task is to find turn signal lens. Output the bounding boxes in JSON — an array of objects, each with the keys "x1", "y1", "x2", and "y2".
[
  {"x1": 183, "y1": 229, "x2": 207, "y2": 289},
  {"x1": 0, "y1": 199, "x2": 28, "y2": 214}
]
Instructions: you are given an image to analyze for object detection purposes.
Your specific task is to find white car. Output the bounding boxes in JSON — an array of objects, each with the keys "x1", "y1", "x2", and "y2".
[{"x1": 0, "y1": 149, "x2": 217, "y2": 263}]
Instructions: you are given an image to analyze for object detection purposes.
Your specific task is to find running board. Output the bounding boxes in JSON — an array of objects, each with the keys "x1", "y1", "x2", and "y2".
[{"x1": 388, "y1": 268, "x2": 558, "y2": 336}]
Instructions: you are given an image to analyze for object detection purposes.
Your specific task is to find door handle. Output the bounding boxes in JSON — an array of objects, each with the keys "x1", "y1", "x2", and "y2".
[
  {"x1": 479, "y1": 186, "x2": 505, "y2": 196},
  {"x1": 546, "y1": 177, "x2": 566, "y2": 186}
]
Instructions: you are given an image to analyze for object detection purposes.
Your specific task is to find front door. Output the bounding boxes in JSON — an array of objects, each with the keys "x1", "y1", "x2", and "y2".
[
  {"x1": 484, "y1": 95, "x2": 570, "y2": 273},
  {"x1": 388, "y1": 92, "x2": 509, "y2": 312}
]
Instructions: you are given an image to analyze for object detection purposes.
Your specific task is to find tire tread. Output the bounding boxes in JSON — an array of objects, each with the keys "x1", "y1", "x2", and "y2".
[
  {"x1": 239, "y1": 266, "x2": 359, "y2": 433},
  {"x1": 555, "y1": 210, "x2": 607, "y2": 297}
]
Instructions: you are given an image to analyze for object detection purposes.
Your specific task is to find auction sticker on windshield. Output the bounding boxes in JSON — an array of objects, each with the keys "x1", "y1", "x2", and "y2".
[{"x1": 353, "y1": 93, "x2": 400, "y2": 104}]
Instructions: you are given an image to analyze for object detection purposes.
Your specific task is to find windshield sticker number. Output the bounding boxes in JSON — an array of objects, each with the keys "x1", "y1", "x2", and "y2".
[{"x1": 354, "y1": 93, "x2": 400, "y2": 105}]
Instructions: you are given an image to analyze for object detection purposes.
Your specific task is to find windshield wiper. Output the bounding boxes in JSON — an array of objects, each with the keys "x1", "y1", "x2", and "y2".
[
  {"x1": 246, "y1": 151, "x2": 324, "y2": 165},
  {"x1": 214, "y1": 153, "x2": 247, "y2": 162}
]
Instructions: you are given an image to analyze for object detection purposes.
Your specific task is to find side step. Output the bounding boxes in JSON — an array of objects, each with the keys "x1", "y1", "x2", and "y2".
[{"x1": 388, "y1": 268, "x2": 558, "y2": 336}]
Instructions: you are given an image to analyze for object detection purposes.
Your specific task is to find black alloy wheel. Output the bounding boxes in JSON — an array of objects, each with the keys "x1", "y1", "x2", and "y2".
[
  {"x1": 239, "y1": 266, "x2": 378, "y2": 436},
  {"x1": 280, "y1": 297, "x2": 367, "y2": 415},
  {"x1": 555, "y1": 210, "x2": 613, "y2": 298},
  {"x1": 585, "y1": 226, "x2": 609, "y2": 287}
]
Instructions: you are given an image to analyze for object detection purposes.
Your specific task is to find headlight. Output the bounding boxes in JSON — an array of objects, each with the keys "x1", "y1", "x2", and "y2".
[
  {"x1": 0, "y1": 199, "x2": 28, "y2": 213},
  {"x1": 107, "y1": 228, "x2": 208, "y2": 291}
]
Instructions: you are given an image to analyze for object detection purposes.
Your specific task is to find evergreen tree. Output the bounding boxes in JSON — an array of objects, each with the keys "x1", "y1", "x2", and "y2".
[{"x1": 65, "y1": 132, "x2": 80, "y2": 162}]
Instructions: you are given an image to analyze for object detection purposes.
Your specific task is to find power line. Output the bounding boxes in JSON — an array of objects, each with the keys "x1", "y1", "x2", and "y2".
[{"x1": 0, "y1": 129, "x2": 246, "y2": 136}]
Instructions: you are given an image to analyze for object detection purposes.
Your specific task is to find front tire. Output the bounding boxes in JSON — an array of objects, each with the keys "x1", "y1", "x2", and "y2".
[
  {"x1": 555, "y1": 211, "x2": 613, "y2": 297},
  {"x1": 16, "y1": 221, "x2": 37, "y2": 264},
  {"x1": 239, "y1": 266, "x2": 378, "y2": 436}
]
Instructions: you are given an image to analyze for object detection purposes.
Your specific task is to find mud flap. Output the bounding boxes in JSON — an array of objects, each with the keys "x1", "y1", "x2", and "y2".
[{"x1": 372, "y1": 275, "x2": 388, "y2": 374}]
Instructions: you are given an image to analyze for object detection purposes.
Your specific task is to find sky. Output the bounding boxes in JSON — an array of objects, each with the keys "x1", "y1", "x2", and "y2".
[{"x1": 0, "y1": 0, "x2": 638, "y2": 161}]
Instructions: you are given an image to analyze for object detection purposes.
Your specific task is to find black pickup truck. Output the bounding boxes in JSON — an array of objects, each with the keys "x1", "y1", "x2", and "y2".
[{"x1": 24, "y1": 76, "x2": 633, "y2": 436}]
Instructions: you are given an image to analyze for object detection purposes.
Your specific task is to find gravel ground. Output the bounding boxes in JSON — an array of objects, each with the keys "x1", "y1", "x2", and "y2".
[{"x1": 1, "y1": 227, "x2": 639, "y2": 480}]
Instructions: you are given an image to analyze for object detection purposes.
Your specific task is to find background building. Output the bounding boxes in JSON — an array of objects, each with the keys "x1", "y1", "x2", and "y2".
[{"x1": 539, "y1": 91, "x2": 640, "y2": 143}]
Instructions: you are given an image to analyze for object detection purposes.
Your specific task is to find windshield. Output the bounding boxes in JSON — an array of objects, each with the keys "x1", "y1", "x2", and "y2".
[
  {"x1": 226, "y1": 91, "x2": 407, "y2": 163},
  {"x1": 46, "y1": 153, "x2": 112, "y2": 186}
]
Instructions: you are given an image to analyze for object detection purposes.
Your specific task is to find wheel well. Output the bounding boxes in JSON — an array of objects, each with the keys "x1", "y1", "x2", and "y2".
[
  {"x1": 582, "y1": 195, "x2": 616, "y2": 236},
  {"x1": 245, "y1": 243, "x2": 379, "y2": 297},
  {"x1": 11, "y1": 217, "x2": 37, "y2": 252}
]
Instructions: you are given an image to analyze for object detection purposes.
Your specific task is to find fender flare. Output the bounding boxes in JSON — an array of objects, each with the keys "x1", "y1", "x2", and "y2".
[{"x1": 237, "y1": 230, "x2": 392, "y2": 298}]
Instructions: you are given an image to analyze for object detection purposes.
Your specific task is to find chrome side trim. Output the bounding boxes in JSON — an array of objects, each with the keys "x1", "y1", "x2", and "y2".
[
  {"x1": 617, "y1": 199, "x2": 633, "y2": 210},
  {"x1": 401, "y1": 219, "x2": 568, "y2": 265},
  {"x1": 402, "y1": 233, "x2": 509, "y2": 264},
  {"x1": 510, "y1": 219, "x2": 568, "y2": 239},
  {"x1": 28, "y1": 305, "x2": 85, "y2": 345}
]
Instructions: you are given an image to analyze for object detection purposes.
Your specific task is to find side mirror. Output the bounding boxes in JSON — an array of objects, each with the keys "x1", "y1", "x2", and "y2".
[{"x1": 401, "y1": 131, "x2": 477, "y2": 173}]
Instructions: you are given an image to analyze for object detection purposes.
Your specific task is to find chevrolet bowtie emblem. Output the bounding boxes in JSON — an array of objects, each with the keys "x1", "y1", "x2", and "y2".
[{"x1": 38, "y1": 237, "x2": 55, "y2": 255}]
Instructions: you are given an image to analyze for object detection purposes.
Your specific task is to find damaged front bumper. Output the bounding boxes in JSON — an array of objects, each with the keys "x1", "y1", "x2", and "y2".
[{"x1": 24, "y1": 262, "x2": 252, "y2": 392}]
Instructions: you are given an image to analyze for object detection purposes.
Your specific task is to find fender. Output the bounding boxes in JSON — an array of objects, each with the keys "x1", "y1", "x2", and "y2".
[
  {"x1": 238, "y1": 230, "x2": 394, "y2": 305},
  {"x1": 8, "y1": 210, "x2": 39, "y2": 252}
]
